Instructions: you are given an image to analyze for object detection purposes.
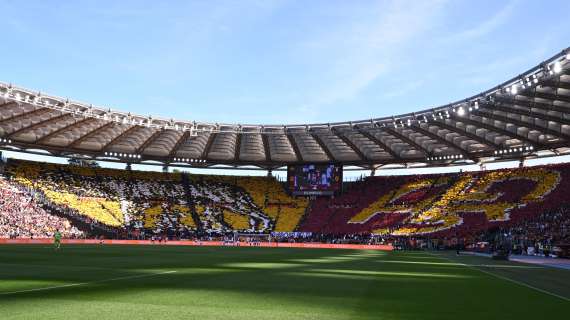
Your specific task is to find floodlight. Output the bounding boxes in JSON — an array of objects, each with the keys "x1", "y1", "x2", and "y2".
[{"x1": 553, "y1": 61, "x2": 562, "y2": 74}]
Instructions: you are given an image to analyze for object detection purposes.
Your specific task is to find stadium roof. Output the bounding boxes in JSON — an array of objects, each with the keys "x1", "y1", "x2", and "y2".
[{"x1": 2, "y1": 48, "x2": 570, "y2": 170}]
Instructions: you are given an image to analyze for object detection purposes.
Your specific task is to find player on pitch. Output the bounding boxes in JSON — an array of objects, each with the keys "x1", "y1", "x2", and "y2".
[{"x1": 54, "y1": 230, "x2": 62, "y2": 250}]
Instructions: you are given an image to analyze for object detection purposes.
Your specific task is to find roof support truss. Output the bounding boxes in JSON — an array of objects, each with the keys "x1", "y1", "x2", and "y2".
[
  {"x1": 135, "y1": 129, "x2": 163, "y2": 154},
  {"x1": 68, "y1": 122, "x2": 116, "y2": 149},
  {"x1": 473, "y1": 109, "x2": 570, "y2": 142},
  {"x1": 234, "y1": 133, "x2": 242, "y2": 161},
  {"x1": 450, "y1": 113, "x2": 544, "y2": 149},
  {"x1": 382, "y1": 127, "x2": 431, "y2": 156},
  {"x1": 310, "y1": 132, "x2": 336, "y2": 162},
  {"x1": 168, "y1": 131, "x2": 190, "y2": 159},
  {"x1": 7, "y1": 113, "x2": 72, "y2": 139},
  {"x1": 201, "y1": 133, "x2": 216, "y2": 159},
  {"x1": 331, "y1": 129, "x2": 367, "y2": 161},
  {"x1": 357, "y1": 128, "x2": 401, "y2": 160},
  {"x1": 494, "y1": 95, "x2": 570, "y2": 115},
  {"x1": 286, "y1": 134, "x2": 302, "y2": 162},
  {"x1": 261, "y1": 134, "x2": 271, "y2": 162},
  {"x1": 35, "y1": 117, "x2": 94, "y2": 144},
  {"x1": 484, "y1": 102, "x2": 570, "y2": 127},
  {"x1": 0, "y1": 107, "x2": 52, "y2": 126},
  {"x1": 432, "y1": 120, "x2": 502, "y2": 149},
  {"x1": 101, "y1": 126, "x2": 140, "y2": 153},
  {"x1": 517, "y1": 90, "x2": 570, "y2": 105},
  {"x1": 409, "y1": 124, "x2": 474, "y2": 160}
]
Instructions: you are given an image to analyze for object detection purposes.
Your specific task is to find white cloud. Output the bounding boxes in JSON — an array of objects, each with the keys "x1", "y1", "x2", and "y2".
[
  {"x1": 445, "y1": 0, "x2": 518, "y2": 41},
  {"x1": 289, "y1": 0, "x2": 448, "y2": 120}
]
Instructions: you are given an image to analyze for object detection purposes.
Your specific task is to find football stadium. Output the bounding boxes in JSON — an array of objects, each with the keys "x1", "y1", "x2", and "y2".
[{"x1": 1, "y1": 1, "x2": 570, "y2": 319}]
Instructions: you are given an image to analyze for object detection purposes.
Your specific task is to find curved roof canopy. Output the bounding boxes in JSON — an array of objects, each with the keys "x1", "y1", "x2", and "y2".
[{"x1": 2, "y1": 48, "x2": 570, "y2": 170}]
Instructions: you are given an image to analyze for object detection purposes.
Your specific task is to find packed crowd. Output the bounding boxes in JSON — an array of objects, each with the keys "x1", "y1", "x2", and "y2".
[
  {"x1": 298, "y1": 163, "x2": 570, "y2": 239},
  {"x1": 0, "y1": 177, "x2": 83, "y2": 239},
  {"x1": 477, "y1": 205, "x2": 570, "y2": 255},
  {"x1": 2, "y1": 159, "x2": 308, "y2": 239},
  {"x1": 1, "y1": 158, "x2": 570, "y2": 246}
]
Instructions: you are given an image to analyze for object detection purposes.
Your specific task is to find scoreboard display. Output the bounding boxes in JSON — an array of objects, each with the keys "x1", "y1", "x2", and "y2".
[{"x1": 288, "y1": 164, "x2": 343, "y2": 196}]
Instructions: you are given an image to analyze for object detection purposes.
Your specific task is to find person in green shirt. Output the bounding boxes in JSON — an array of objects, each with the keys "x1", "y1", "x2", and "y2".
[{"x1": 54, "y1": 230, "x2": 62, "y2": 250}]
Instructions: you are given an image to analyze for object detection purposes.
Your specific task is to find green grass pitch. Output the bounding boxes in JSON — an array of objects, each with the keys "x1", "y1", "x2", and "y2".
[{"x1": 1, "y1": 245, "x2": 569, "y2": 319}]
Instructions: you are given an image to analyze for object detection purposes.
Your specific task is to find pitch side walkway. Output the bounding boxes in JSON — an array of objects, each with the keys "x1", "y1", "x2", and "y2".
[
  {"x1": 433, "y1": 251, "x2": 570, "y2": 301},
  {"x1": 509, "y1": 255, "x2": 570, "y2": 270},
  {"x1": 460, "y1": 251, "x2": 570, "y2": 270}
]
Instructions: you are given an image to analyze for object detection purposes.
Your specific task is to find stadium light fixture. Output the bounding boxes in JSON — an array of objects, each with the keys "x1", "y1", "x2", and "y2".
[
  {"x1": 457, "y1": 107, "x2": 465, "y2": 116},
  {"x1": 553, "y1": 61, "x2": 562, "y2": 74}
]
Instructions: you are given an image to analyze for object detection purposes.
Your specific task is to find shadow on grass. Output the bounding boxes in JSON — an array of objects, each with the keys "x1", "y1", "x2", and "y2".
[{"x1": 0, "y1": 245, "x2": 568, "y2": 320}]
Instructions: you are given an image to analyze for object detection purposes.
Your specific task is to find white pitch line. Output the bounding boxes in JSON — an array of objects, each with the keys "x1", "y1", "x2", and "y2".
[
  {"x1": 427, "y1": 253, "x2": 570, "y2": 302},
  {"x1": 0, "y1": 270, "x2": 177, "y2": 296}
]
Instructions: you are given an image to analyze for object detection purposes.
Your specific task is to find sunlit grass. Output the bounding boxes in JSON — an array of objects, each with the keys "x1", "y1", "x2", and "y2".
[{"x1": 0, "y1": 245, "x2": 568, "y2": 320}]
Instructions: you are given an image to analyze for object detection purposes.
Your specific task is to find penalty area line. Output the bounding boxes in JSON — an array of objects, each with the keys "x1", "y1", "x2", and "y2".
[{"x1": 0, "y1": 270, "x2": 177, "y2": 296}]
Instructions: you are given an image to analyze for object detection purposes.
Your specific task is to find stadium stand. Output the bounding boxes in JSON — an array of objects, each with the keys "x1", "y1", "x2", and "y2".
[
  {"x1": 299, "y1": 164, "x2": 568, "y2": 238},
  {"x1": 1, "y1": 158, "x2": 570, "y2": 250},
  {"x1": 0, "y1": 176, "x2": 83, "y2": 239},
  {"x1": 1, "y1": 159, "x2": 308, "y2": 238}
]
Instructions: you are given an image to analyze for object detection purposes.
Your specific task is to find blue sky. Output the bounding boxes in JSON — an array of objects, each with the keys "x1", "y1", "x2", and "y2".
[{"x1": 1, "y1": 0, "x2": 570, "y2": 176}]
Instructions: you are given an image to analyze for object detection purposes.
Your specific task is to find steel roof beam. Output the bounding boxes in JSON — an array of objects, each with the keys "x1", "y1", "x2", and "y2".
[
  {"x1": 286, "y1": 133, "x2": 303, "y2": 162},
  {"x1": 493, "y1": 95, "x2": 570, "y2": 115},
  {"x1": 483, "y1": 102, "x2": 570, "y2": 127},
  {"x1": 357, "y1": 128, "x2": 401, "y2": 160},
  {"x1": 310, "y1": 132, "x2": 336, "y2": 162},
  {"x1": 35, "y1": 117, "x2": 94, "y2": 144},
  {"x1": 331, "y1": 128, "x2": 367, "y2": 161},
  {"x1": 101, "y1": 125, "x2": 140, "y2": 153},
  {"x1": 201, "y1": 133, "x2": 217, "y2": 159},
  {"x1": 382, "y1": 126, "x2": 431, "y2": 156},
  {"x1": 168, "y1": 130, "x2": 190, "y2": 159},
  {"x1": 473, "y1": 108, "x2": 570, "y2": 142},
  {"x1": 7, "y1": 112, "x2": 72, "y2": 139},
  {"x1": 449, "y1": 113, "x2": 543, "y2": 148},
  {"x1": 136, "y1": 129, "x2": 163, "y2": 154},
  {"x1": 431, "y1": 120, "x2": 502, "y2": 149},
  {"x1": 408, "y1": 124, "x2": 475, "y2": 160},
  {"x1": 234, "y1": 133, "x2": 242, "y2": 161},
  {"x1": 0, "y1": 107, "x2": 52, "y2": 126},
  {"x1": 68, "y1": 122, "x2": 116, "y2": 149},
  {"x1": 518, "y1": 90, "x2": 570, "y2": 104},
  {"x1": 261, "y1": 134, "x2": 271, "y2": 162},
  {"x1": 540, "y1": 79, "x2": 570, "y2": 91}
]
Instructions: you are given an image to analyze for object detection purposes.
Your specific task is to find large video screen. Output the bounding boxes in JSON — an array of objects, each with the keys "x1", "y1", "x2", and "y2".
[{"x1": 288, "y1": 164, "x2": 343, "y2": 196}]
